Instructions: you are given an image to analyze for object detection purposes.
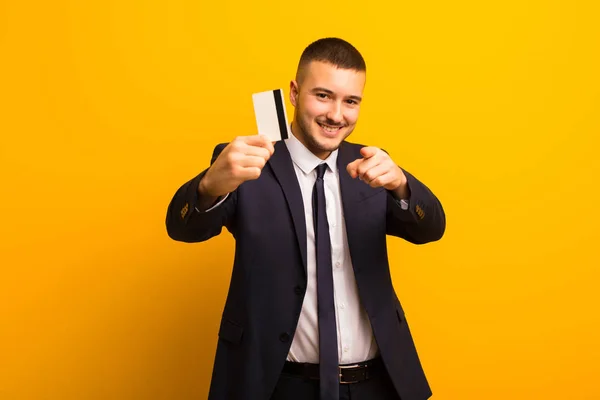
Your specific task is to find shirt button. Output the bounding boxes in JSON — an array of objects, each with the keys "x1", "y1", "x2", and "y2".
[
  {"x1": 279, "y1": 333, "x2": 290, "y2": 342},
  {"x1": 343, "y1": 346, "x2": 349, "y2": 353},
  {"x1": 335, "y1": 262, "x2": 341, "y2": 268},
  {"x1": 339, "y1": 303, "x2": 345, "y2": 309}
]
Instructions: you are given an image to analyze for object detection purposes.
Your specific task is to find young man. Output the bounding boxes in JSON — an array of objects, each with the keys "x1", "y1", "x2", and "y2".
[{"x1": 166, "y1": 37, "x2": 445, "y2": 400}]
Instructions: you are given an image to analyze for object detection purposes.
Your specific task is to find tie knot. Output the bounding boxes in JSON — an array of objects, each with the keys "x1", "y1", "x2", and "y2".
[{"x1": 315, "y1": 163, "x2": 328, "y2": 180}]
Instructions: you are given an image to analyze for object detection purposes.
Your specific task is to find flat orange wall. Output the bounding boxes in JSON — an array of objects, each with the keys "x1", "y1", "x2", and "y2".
[{"x1": 1, "y1": 1, "x2": 599, "y2": 399}]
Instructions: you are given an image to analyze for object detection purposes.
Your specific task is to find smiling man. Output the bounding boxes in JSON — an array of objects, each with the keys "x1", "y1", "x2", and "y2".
[
  {"x1": 166, "y1": 37, "x2": 446, "y2": 400},
  {"x1": 290, "y1": 55, "x2": 364, "y2": 158}
]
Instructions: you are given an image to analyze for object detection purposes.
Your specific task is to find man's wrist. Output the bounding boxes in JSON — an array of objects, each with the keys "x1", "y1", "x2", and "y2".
[
  {"x1": 391, "y1": 181, "x2": 410, "y2": 200},
  {"x1": 197, "y1": 177, "x2": 220, "y2": 211}
]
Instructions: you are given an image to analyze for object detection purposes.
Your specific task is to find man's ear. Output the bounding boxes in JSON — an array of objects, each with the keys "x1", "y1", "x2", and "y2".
[{"x1": 289, "y1": 80, "x2": 299, "y2": 107}]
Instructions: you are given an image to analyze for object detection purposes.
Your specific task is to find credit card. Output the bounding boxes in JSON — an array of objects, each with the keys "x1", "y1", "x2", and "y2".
[{"x1": 252, "y1": 89, "x2": 291, "y2": 141}]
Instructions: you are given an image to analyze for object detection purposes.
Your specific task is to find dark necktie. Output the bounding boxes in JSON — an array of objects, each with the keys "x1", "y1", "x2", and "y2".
[{"x1": 312, "y1": 163, "x2": 339, "y2": 400}]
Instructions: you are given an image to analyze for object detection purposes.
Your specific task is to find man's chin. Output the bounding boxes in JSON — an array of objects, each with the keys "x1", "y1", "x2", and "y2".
[
  {"x1": 302, "y1": 126, "x2": 352, "y2": 156},
  {"x1": 313, "y1": 138, "x2": 344, "y2": 154}
]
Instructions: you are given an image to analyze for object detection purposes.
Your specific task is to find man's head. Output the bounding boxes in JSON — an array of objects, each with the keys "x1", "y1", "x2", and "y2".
[{"x1": 289, "y1": 38, "x2": 366, "y2": 160}]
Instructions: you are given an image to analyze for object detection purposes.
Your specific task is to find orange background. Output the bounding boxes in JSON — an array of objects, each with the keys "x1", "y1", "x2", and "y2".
[{"x1": 1, "y1": 0, "x2": 599, "y2": 399}]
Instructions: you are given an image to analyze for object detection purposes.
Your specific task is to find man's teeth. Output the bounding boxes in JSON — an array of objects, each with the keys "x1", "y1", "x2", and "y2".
[{"x1": 319, "y1": 123, "x2": 341, "y2": 132}]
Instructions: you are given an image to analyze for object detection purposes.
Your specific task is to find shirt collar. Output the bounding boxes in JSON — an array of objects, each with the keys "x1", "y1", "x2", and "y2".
[{"x1": 284, "y1": 126, "x2": 339, "y2": 175}]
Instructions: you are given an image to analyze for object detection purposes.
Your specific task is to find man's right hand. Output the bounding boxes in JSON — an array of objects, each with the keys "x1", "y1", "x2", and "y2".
[{"x1": 198, "y1": 135, "x2": 275, "y2": 198}]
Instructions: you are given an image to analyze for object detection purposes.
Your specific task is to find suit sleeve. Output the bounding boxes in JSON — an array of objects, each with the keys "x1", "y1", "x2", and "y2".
[
  {"x1": 385, "y1": 168, "x2": 446, "y2": 244},
  {"x1": 165, "y1": 143, "x2": 237, "y2": 243}
]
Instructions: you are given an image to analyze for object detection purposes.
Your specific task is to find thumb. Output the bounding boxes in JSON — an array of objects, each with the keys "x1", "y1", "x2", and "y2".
[{"x1": 360, "y1": 146, "x2": 378, "y2": 159}]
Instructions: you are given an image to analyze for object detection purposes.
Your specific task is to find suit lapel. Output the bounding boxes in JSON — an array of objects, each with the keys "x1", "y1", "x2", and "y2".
[
  {"x1": 267, "y1": 141, "x2": 308, "y2": 275},
  {"x1": 337, "y1": 142, "x2": 363, "y2": 206},
  {"x1": 338, "y1": 141, "x2": 386, "y2": 204},
  {"x1": 337, "y1": 142, "x2": 385, "y2": 273},
  {"x1": 338, "y1": 142, "x2": 362, "y2": 268}
]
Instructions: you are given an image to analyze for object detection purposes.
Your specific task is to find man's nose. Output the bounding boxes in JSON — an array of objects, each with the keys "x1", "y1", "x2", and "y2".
[{"x1": 326, "y1": 102, "x2": 344, "y2": 124}]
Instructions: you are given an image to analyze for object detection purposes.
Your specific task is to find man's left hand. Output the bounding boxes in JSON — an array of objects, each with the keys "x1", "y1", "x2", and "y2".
[{"x1": 346, "y1": 146, "x2": 410, "y2": 199}]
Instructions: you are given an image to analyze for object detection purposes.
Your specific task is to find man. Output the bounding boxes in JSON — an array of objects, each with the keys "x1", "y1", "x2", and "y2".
[{"x1": 166, "y1": 37, "x2": 445, "y2": 400}]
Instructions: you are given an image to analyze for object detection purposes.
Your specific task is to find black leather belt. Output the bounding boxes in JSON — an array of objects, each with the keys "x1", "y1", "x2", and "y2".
[{"x1": 282, "y1": 357, "x2": 383, "y2": 384}]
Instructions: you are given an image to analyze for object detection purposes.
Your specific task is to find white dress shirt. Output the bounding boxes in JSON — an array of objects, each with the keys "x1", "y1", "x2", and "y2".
[{"x1": 284, "y1": 132, "x2": 379, "y2": 364}]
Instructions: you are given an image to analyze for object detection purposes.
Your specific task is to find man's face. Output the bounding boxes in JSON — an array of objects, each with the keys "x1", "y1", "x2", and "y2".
[{"x1": 289, "y1": 61, "x2": 366, "y2": 160}]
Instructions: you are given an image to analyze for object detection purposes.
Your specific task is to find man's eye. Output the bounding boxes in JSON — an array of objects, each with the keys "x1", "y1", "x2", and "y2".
[
  {"x1": 346, "y1": 100, "x2": 356, "y2": 105},
  {"x1": 316, "y1": 93, "x2": 328, "y2": 99}
]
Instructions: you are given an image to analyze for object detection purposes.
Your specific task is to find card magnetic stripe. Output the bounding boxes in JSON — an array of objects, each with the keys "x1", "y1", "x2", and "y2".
[{"x1": 273, "y1": 90, "x2": 289, "y2": 140}]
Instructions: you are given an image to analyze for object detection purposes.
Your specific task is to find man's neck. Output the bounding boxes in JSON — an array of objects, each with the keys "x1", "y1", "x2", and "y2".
[{"x1": 290, "y1": 120, "x2": 332, "y2": 161}]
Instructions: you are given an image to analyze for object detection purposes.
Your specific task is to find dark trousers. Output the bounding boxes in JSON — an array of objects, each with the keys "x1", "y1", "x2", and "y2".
[{"x1": 269, "y1": 368, "x2": 401, "y2": 400}]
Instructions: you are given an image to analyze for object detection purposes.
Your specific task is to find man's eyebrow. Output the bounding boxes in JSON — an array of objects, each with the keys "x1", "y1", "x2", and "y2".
[
  {"x1": 311, "y1": 87, "x2": 334, "y2": 94},
  {"x1": 310, "y1": 87, "x2": 362, "y2": 102}
]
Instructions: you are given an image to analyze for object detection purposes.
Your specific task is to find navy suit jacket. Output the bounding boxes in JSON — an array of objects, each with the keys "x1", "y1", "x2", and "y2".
[{"x1": 166, "y1": 139, "x2": 445, "y2": 400}]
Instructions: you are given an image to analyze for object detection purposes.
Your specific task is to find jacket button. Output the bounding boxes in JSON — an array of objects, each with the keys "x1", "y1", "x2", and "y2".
[
  {"x1": 294, "y1": 286, "x2": 303, "y2": 295},
  {"x1": 279, "y1": 332, "x2": 290, "y2": 342}
]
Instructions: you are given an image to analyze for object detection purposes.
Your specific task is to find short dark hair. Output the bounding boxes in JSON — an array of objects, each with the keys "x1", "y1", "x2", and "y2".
[{"x1": 296, "y1": 38, "x2": 366, "y2": 81}]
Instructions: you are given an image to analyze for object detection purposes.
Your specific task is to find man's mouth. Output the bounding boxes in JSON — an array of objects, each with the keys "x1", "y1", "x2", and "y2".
[{"x1": 317, "y1": 122, "x2": 343, "y2": 134}]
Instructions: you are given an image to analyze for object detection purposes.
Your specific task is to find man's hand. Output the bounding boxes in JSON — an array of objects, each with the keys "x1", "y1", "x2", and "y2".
[
  {"x1": 199, "y1": 135, "x2": 275, "y2": 198},
  {"x1": 346, "y1": 146, "x2": 410, "y2": 199}
]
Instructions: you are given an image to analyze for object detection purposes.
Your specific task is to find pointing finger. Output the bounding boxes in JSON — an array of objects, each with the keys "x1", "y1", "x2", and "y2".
[
  {"x1": 346, "y1": 158, "x2": 363, "y2": 178},
  {"x1": 360, "y1": 146, "x2": 379, "y2": 159}
]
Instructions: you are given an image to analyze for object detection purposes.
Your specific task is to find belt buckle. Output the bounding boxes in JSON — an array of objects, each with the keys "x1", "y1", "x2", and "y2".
[{"x1": 338, "y1": 363, "x2": 361, "y2": 384}]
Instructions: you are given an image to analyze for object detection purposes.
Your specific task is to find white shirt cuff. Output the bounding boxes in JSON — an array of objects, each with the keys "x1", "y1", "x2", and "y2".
[
  {"x1": 396, "y1": 198, "x2": 409, "y2": 210},
  {"x1": 195, "y1": 193, "x2": 230, "y2": 213}
]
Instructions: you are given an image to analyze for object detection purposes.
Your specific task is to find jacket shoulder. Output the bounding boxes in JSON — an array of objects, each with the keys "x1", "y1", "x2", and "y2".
[
  {"x1": 340, "y1": 140, "x2": 366, "y2": 154},
  {"x1": 341, "y1": 140, "x2": 390, "y2": 155}
]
